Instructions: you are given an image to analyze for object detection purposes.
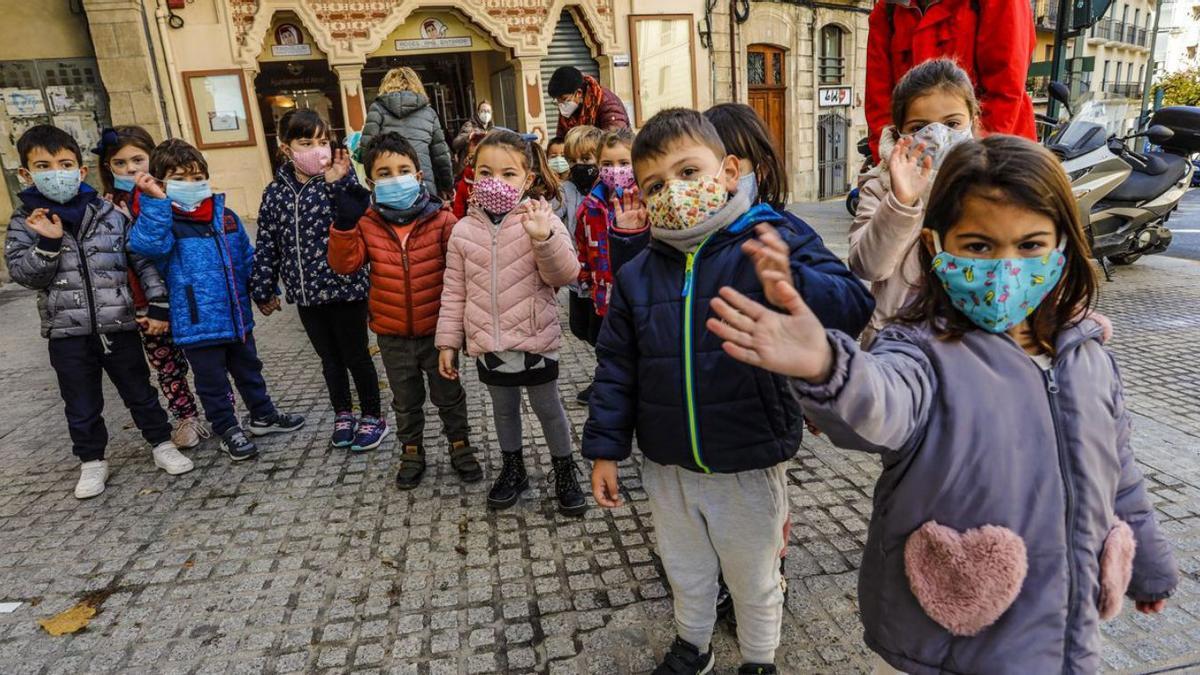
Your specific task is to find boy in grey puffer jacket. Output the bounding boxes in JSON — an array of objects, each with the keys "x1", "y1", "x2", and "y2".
[{"x1": 359, "y1": 68, "x2": 454, "y2": 197}]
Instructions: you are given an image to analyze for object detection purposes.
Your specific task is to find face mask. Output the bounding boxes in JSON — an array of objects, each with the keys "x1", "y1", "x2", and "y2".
[
  {"x1": 647, "y1": 176, "x2": 729, "y2": 231},
  {"x1": 905, "y1": 123, "x2": 973, "y2": 169},
  {"x1": 166, "y1": 179, "x2": 213, "y2": 212},
  {"x1": 374, "y1": 174, "x2": 422, "y2": 210},
  {"x1": 558, "y1": 100, "x2": 579, "y2": 118},
  {"x1": 930, "y1": 233, "x2": 1068, "y2": 333},
  {"x1": 599, "y1": 165, "x2": 636, "y2": 191},
  {"x1": 291, "y1": 145, "x2": 331, "y2": 177},
  {"x1": 569, "y1": 164, "x2": 599, "y2": 191},
  {"x1": 31, "y1": 169, "x2": 82, "y2": 204},
  {"x1": 471, "y1": 177, "x2": 524, "y2": 215},
  {"x1": 479, "y1": 111, "x2": 492, "y2": 125},
  {"x1": 112, "y1": 174, "x2": 136, "y2": 193},
  {"x1": 548, "y1": 156, "x2": 570, "y2": 175}
]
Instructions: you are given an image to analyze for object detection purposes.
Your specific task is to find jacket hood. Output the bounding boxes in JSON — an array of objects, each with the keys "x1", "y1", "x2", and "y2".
[{"x1": 376, "y1": 91, "x2": 430, "y2": 118}]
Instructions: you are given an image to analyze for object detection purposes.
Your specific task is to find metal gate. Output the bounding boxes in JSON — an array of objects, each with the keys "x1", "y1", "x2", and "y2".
[
  {"x1": 818, "y1": 111, "x2": 849, "y2": 199},
  {"x1": 540, "y1": 10, "x2": 600, "y2": 136}
]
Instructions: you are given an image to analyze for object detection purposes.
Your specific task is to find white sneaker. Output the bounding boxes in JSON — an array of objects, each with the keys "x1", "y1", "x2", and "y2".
[
  {"x1": 152, "y1": 441, "x2": 194, "y2": 475},
  {"x1": 75, "y1": 460, "x2": 109, "y2": 499},
  {"x1": 171, "y1": 416, "x2": 209, "y2": 450}
]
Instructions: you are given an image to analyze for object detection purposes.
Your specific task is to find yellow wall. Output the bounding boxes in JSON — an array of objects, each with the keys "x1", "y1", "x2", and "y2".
[{"x1": 0, "y1": 4, "x2": 94, "y2": 61}]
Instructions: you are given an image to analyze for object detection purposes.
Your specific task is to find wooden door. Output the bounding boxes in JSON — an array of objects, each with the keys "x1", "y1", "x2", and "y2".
[{"x1": 747, "y1": 45, "x2": 786, "y2": 156}]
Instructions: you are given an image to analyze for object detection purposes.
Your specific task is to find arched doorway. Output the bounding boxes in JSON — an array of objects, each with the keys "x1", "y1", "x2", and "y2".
[
  {"x1": 818, "y1": 111, "x2": 849, "y2": 199},
  {"x1": 747, "y1": 44, "x2": 786, "y2": 157}
]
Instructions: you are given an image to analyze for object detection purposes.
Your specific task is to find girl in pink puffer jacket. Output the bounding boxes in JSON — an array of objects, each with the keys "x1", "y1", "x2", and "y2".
[{"x1": 435, "y1": 130, "x2": 587, "y2": 516}]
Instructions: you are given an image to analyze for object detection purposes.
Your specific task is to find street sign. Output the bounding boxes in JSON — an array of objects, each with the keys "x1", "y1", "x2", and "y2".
[{"x1": 818, "y1": 86, "x2": 852, "y2": 108}]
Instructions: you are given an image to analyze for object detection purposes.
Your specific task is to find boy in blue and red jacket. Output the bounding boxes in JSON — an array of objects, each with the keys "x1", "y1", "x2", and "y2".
[{"x1": 583, "y1": 109, "x2": 872, "y2": 675}]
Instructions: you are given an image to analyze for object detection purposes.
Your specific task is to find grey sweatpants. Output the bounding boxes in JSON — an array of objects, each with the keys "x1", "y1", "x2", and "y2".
[
  {"x1": 486, "y1": 381, "x2": 573, "y2": 458},
  {"x1": 642, "y1": 459, "x2": 788, "y2": 665}
]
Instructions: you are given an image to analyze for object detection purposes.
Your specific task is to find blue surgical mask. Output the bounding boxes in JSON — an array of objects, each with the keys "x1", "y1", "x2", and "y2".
[
  {"x1": 113, "y1": 175, "x2": 136, "y2": 193},
  {"x1": 374, "y1": 175, "x2": 422, "y2": 210},
  {"x1": 32, "y1": 169, "x2": 82, "y2": 204},
  {"x1": 930, "y1": 232, "x2": 1068, "y2": 333},
  {"x1": 166, "y1": 179, "x2": 212, "y2": 211}
]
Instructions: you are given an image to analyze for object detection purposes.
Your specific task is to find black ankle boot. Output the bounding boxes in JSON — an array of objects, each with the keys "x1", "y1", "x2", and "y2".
[
  {"x1": 487, "y1": 450, "x2": 528, "y2": 510},
  {"x1": 551, "y1": 455, "x2": 588, "y2": 516}
]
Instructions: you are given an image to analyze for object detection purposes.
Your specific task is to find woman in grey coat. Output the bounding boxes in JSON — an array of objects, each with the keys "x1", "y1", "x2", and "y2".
[{"x1": 359, "y1": 67, "x2": 453, "y2": 197}]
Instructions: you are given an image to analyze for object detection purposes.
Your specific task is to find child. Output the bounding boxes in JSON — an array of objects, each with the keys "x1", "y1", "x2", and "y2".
[
  {"x1": 546, "y1": 136, "x2": 569, "y2": 182},
  {"x1": 130, "y1": 139, "x2": 305, "y2": 461},
  {"x1": 583, "y1": 109, "x2": 873, "y2": 674},
  {"x1": 850, "y1": 58, "x2": 977, "y2": 344},
  {"x1": 249, "y1": 110, "x2": 383, "y2": 451},
  {"x1": 450, "y1": 130, "x2": 486, "y2": 219},
  {"x1": 95, "y1": 126, "x2": 206, "y2": 450},
  {"x1": 328, "y1": 132, "x2": 480, "y2": 489},
  {"x1": 4, "y1": 125, "x2": 192, "y2": 498},
  {"x1": 435, "y1": 130, "x2": 586, "y2": 516},
  {"x1": 562, "y1": 125, "x2": 603, "y2": 358},
  {"x1": 710, "y1": 135, "x2": 1177, "y2": 674}
]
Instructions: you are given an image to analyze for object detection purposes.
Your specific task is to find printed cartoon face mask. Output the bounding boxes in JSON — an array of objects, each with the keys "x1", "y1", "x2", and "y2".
[
  {"x1": 374, "y1": 174, "x2": 422, "y2": 210},
  {"x1": 930, "y1": 232, "x2": 1067, "y2": 333},
  {"x1": 905, "y1": 122, "x2": 973, "y2": 169},
  {"x1": 646, "y1": 176, "x2": 729, "y2": 231},
  {"x1": 291, "y1": 145, "x2": 331, "y2": 177},
  {"x1": 599, "y1": 165, "x2": 636, "y2": 191},
  {"x1": 470, "y1": 177, "x2": 524, "y2": 214},
  {"x1": 31, "y1": 169, "x2": 82, "y2": 204}
]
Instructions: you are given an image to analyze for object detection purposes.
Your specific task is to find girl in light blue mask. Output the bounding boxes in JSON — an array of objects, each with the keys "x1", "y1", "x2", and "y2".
[{"x1": 710, "y1": 135, "x2": 1175, "y2": 675}]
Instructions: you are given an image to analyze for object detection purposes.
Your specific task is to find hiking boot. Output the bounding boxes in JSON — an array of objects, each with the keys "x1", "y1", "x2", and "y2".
[
  {"x1": 331, "y1": 411, "x2": 357, "y2": 448},
  {"x1": 737, "y1": 665, "x2": 777, "y2": 674},
  {"x1": 75, "y1": 460, "x2": 108, "y2": 499},
  {"x1": 152, "y1": 441, "x2": 194, "y2": 475},
  {"x1": 351, "y1": 416, "x2": 389, "y2": 452},
  {"x1": 487, "y1": 450, "x2": 528, "y2": 510},
  {"x1": 394, "y1": 444, "x2": 426, "y2": 490},
  {"x1": 550, "y1": 455, "x2": 588, "y2": 516},
  {"x1": 449, "y1": 439, "x2": 483, "y2": 483},
  {"x1": 652, "y1": 637, "x2": 714, "y2": 675},
  {"x1": 171, "y1": 416, "x2": 208, "y2": 450},
  {"x1": 247, "y1": 411, "x2": 305, "y2": 436},
  {"x1": 221, "y1": 427, "x2": 258, "y2": 461},
  {"x1": 575, "y1": 384, "x2": 593, "y2": 406}
]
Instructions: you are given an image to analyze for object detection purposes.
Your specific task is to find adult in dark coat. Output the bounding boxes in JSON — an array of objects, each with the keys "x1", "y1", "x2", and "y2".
[{"x1": 547, "y1": 66, "x2": 630, "y2": 138}]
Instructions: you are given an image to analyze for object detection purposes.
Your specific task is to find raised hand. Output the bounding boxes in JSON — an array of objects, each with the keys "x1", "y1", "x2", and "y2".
[
  {"x1": 889, "y1": 136, "x2": 934, "y2": 207},
  {"x1": 324, "y1": 148, "x2": 350, "y2": 183},
  {"x1": 610, "y1": 187, "x2": 647, "y2": 232},
  {"x1": 521, "y1": 197, "x2": 553, "y2": 242},
  {"x1": 25, "y1": 208, "x2": 63, "y2": 239},
  {"x1": 438, "y1": 348, "x2": 460, "y2": 380},
  {"x1": 707, "y1": 269, "x2": 834, "y2": 383},
  {"x1": 256, "y1": 296, "x2": 281, "y2": 316},
  {"x1": 135, "y1": 171, "x2": 166, "y2": 199},
  {"x1": 742, "y1": 224, "x2": 792, "y2": 308},
  {"x1": 591, "y1": 459, "x2": 623, "y2": 508}
]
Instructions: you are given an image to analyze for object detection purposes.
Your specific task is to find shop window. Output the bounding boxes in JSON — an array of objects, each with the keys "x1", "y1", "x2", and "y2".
[
  {"x1": 630, "y1": 14, "x2": 697, "y2": 125},
  {"x1": 819, "y1": 25, "x2": 847, "y2": 85}
]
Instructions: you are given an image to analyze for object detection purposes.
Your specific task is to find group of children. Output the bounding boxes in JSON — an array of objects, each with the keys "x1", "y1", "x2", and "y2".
[{"x1": 3, "y1": 56, "x2": 1177, "y2": 675}]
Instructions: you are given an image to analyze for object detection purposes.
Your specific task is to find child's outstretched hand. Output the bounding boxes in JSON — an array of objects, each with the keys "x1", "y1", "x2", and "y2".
[
  {"x1": 742, "y1": 224, "x2": 792, "y2": 308},
  {"x1": 135, "y1": 171, "x2": 166, "y2": 200},
  {"x1": 25, "y1": 208, "x2": 63, "y2": 239},
  {"x1": 889, "y1": 136, "x2": 934, "y2": 207},
  {"x1": 591, "y1": 459, "x2": 622, "y2": 508},
  {"x1": 324, "y1": 148, "x2": 350, "y2": 183},
  {"x1": 438, "y1": 348, "x2": 460, "y2": 380},
  {"x1": 520, "y1": 197, "x2": 553, "y2": 242},
  {"x1": 708, "y1": 270, "x2": 834, "y2": 383},
  {"x1": 1137, "y1": 600, "x2": 1167, "y2": 614},
  {"x1": 257, "y1": 296, "x2": 281, "y2": 316},
  {"x1": 610, "y1": 187, "x2": 647, "y2": 232}
]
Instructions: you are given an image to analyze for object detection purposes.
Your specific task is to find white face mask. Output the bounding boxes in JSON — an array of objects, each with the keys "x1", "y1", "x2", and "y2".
[
  {"x1": 904, "y1": 122, "x2": 973, "y2": 169},
  {"x1": 479, "y1": 111, "x2": 492, "y2": 125},
  {"x1": 558, "y1": 100, "x2": 579, "y2": 118}
]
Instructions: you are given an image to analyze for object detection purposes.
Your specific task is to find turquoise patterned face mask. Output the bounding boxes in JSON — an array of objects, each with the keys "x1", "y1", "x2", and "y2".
[{"x1": 930, "y1": 232, "x2": 1068, "y2": 333}]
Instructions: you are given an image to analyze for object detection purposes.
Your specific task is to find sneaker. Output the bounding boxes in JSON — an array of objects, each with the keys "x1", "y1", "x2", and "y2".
[
  {"x1": 152, "y1": 441, "x2": 194, "y2": 475},
  {"x1": 331, "y1": 411, "x2": 357, "y2": 448},
  {"x1": 487, "y1": 450, "x2": 529, "y2": 510},
  {"x1": 395, "y1": 444, "x2": 427, "y2": 490},
  {"x1": 75, "y1": 460, "x2": 109, "y2": 499},
  {"x1": 247, "y1": 412, "x2": 305, "y2": 437},
  {"x1": 351, "y1": 416, "x2": 389, "y2": 452},
  {"x1": 652, "y1": 637, "x2": 714, "y2": 675},
  {"x1": 550, "y1": 455, "x2": 588, "y2": 516},
  {"x1": 448, "y1": 439, "x2": 483, "y2": 483},
  {"x1": 171, "y1": 416, "x2": 208, "y2": 450},
  {"x1": 737, "y1": 665, "x2": 777, "y2": 675},
  {"x1": 575, "y1": 384, "x2": 593, "y2": 406},
  {"x1": 220, "y1": 427, "x2": 258, "y2": 461}
]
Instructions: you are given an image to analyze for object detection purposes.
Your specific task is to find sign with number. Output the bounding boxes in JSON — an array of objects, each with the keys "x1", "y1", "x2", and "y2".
[{"x1": 818, "y1": 87, "x2": 852, "y2": 108}]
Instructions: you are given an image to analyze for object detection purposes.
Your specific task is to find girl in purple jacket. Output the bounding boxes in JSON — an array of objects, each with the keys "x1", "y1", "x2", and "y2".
[{"x1": 710, "y1": 135, "x2": 1177, "y2": 674}]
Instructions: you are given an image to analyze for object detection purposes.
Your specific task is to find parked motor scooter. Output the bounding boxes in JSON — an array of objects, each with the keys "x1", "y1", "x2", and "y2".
[{"x1": 845, "y1": 137, "x2": 873, "y2": 217}]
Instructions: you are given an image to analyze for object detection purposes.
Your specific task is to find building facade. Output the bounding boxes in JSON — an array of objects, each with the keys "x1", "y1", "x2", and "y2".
[{"x1": 1155, "y1": 0, "x2": 1200, "y2": 76}]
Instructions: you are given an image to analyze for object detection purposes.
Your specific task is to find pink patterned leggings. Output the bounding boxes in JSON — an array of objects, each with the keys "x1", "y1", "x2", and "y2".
[{"x1": 141, "y1": 331, "x2": 198, "y2": 420}]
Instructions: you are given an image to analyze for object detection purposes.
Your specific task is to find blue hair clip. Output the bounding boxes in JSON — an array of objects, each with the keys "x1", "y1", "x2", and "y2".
[{"x1": 92, "y1": 128, "x2": 120, "y2": 157}]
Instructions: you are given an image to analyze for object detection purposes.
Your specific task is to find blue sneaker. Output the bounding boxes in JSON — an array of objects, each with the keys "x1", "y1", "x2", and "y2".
[
  {"x1": 331, "y1": 411, "x2": 357, "y2": 448},
  {"x1": 351, "y1": 416, "x2": 389, "y2": 452}
]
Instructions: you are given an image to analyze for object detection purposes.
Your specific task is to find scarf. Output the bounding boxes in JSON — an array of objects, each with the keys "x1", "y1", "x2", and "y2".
[
  {"x1": 651, "y1": 181, "x2": 754, "y2": 254},
  {"x1": 174, "y1": 197, "x2": 215, "y2": 223},
  {"x1": 376, "y1": 191, "x2": 438, "y2": 225},
  {"x1": 579, "y1": 75, "x2": 604, "y2": 126},
  {"x1": 18, "y1": 183, "x2": 98, "y2": 237}
]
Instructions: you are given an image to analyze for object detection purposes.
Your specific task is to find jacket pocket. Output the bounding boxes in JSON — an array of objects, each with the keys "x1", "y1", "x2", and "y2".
[
  {"x1": 185, "y1": 285, "x2": 200, "y2": 325},
  {"x1": 904, "y1": 521, "x2": 1028, "y2": 637},
  {"x1": 1098, "y1": 520, "x2": 1136, "y2": 620},
  {"x1": 528, "y1": 297, "x2": 538, "y2": 337}
]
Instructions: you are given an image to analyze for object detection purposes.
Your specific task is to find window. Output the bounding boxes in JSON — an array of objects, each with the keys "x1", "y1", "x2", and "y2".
[
  {"x1": 819, "y1": 25, "x2": 847, "y2": 85},
  {"x1": 629, "y1": 15, "x2": 697, "y2": 126},
  {"x1": 1044, "y1": 44, "x2": 1053, "y2": 61},
  {"x1": 1102, "y1": 60, "x2": 1110, "y2": 86},
  {"x1": 1115, "y1": 62, "x2": 1123, "y2": 84},
  {"x1": 1137, "y1": 64, "x2": 1144, "y2": 83}
]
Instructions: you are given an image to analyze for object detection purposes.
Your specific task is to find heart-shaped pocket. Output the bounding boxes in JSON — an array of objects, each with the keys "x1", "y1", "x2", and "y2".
[
  {"x1": 904, "y1": 521, "x2": 1028, "y2": 636},
  {"x1": 1098, "y1": 520, "x2": 1136, "y2": 620}
]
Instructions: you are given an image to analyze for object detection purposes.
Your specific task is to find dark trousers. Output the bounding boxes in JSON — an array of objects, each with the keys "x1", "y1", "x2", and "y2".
[
  {"x1": 48, "y1": 331, "x2": 172, "y2": 462},
  {"x1": 183, "y1": 333, "x2": 276, "y2": 435},
  {"x1": 297, "y1": 300, "x2": 381, "y2": 418},
  {"x1": 568, "y1": 290, "x2": 604, "y2": 346},
  {"x1": 377, "y1": 334, "x2": 469, "y2": 445}
]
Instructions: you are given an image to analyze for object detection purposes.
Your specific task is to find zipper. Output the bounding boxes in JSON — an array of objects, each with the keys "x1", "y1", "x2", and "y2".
[
  {"x1": 211, "y1": 207, "x2": 244, "y2": 341},
  {"x1": 74, "y1": 206, "x2": 99, "y2": 335},
  {"x1": 401, "y1": 241, "x2": 414, "y2": 338},
  {"x1": 1044, "y1": 365, "x2": 1078, "y2": 669},
  {"x1": 681, "y1": 235, "x2": 714, "y2": 473},
  {"x1": 286, "y1": 179, "x2": 310, "y2": 305},
  {"x1": 490, "y1": 223, "x2": 502, "y2": 346}
]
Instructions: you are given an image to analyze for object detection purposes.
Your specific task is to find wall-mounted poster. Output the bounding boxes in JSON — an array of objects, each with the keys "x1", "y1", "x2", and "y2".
[{"x1": 181, "y1": 69, "x2": 256, "y2": 149}]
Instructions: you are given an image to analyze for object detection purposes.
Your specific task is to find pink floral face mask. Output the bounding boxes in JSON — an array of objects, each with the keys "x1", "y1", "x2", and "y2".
[
  {"x1": 646, "y1": 176, "x2": 729, "y2": 231},
  {"x1": 599, "y1": 165, "x2": 636, "y2": 191},
  {"x1": 291, "y1": 145, "x2": 331, "y2": 177},
  {"x1": 471, "y1": 177, "x2": 524, "y2": 214}
]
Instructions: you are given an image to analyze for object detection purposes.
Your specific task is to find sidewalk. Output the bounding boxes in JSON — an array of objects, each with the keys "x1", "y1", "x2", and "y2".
[{"x1": 0, "y1": 203, "x2": 1195, "y2": 673}]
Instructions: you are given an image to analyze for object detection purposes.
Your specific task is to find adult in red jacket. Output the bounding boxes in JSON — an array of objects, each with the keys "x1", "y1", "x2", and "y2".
[
  {"x1": 547, "y1": 66, "x2": 630, "y2": 137},
  {"x1": 865, "y1": 0, "x2": 1036, "y2": 159}
]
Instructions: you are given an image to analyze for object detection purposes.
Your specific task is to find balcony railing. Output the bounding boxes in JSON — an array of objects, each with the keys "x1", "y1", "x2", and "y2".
[
  {"x1": 1103, "y1": 81, "x2": 1143, "y2": 98},
  {"x1": 1092, "y1": 17, "x2": 1113, "y2": 39},
  {"x1": 1032, "y1": 0, "x2": 1059, "y2": 29}
]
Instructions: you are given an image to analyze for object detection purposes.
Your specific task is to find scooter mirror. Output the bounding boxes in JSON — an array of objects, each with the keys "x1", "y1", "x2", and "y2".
[
  {"x1": 1048, "y1": 82, "x2": 1073, "y2": 114},
  {"x1": 1146, "y1": 125, "x2": 1175, "y2": 146}
]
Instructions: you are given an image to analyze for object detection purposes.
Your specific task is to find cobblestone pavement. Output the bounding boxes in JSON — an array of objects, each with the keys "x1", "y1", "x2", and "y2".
[{"x1": 0, "y1": 205, "x2": 1197, "y2": 674}]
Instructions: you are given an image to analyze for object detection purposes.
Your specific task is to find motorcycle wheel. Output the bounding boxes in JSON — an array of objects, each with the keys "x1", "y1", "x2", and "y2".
[
  {"x1": 845, "y1": 190, "x2": 860, "y2": 217},
  {"x1": 1108, "y1": 252, "x2": 1143, "y2": 265}
]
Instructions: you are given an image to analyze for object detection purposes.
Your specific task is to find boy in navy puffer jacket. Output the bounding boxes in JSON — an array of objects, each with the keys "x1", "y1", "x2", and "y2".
[
  {"x1": 582, "y1": 109, "x2": 873, "y2": 675},
  {"x1": 130, "y1": 139, "x2": 305, "y2": 462}
]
